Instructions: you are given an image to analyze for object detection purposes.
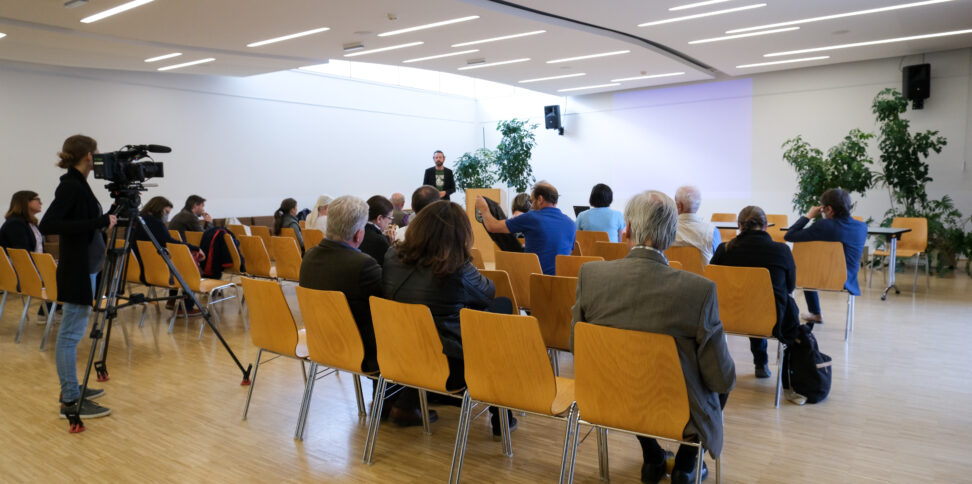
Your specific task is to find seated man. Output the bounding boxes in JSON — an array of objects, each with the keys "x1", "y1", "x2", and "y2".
[
  {"x1": 670, "y1": 185, "x2": 720, "y2": 266},
  {"x1": 476, "y1": 181, "x2": 575, "y2": 275},
  {"x1": 168, "y1": 194, "x2": 214, "y2": 238},
  {"x1": 393, "y1": 185, "x2": 440, "y2": 244},
  {"x1": 571, "y1": 190, "x2": 735, "y2": 484},
  {"x1": 390, "y1": 192, "x2": 409, "y2": 227},
  {"x1": 298, "y1": 195, "x2": 381, "y2": 373}
]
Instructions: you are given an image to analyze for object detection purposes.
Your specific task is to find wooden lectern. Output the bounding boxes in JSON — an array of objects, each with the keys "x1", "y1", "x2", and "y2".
[{"x1": 464, "y1": 188, "x2": 505, "y2": 263}]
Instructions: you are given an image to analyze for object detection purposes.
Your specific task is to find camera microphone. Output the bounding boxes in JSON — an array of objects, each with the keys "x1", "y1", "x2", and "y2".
[{"x1": 125, "y1": 144, "x2": 172, "y2": 153}]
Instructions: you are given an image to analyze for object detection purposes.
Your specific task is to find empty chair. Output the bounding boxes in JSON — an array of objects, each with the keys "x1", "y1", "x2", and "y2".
[
  {"x1": 0, "y1": 248, "x2": 20, "y2": 319},
  {"x1": 280, "y1": 227, "x2": 298, "y2": 241},
  {"x1": 792, "y1": 241, "x2": 855, "y2": 340},
  {"x1": 270, "y1": 236, "x2": 302, "y2": 281},
  {"x1": 239, "y1": 277, "x2": 308, "y2": 420},
  {"x1": 574, "y1": 230, "x2": 609, "y2": 256},
  {"x1": 226, "y1": 224, "x2": 247, "y2": 239},
  {"x1": 592, "y1": 241, "x2": 628, "y2": 262},
  {"x1": 450, "y1": 308, "x2": 577, "y2": 483},
  {"x1": 8, "y1": 248, "x2": 58, "y2": 349},
  {"x1": 303, "y1": 228, "x2": 324, "y2": 249},
  {"x1": 31, "y1": 252, "x2": 62, "y2": 351},
  {"x1": 530, "y1": 274, "x2": 578, "y2": 375},
  {"x1": 167, "y1": 243, "x2": 238, "y2": 339},
  {"x1": 222, "y1": 233, "x2": 245, "y2": 280},
  {"x1": 493, "y1": 251, "x2": 542, "y2": 310},
  {"x1": 237, "y1": 235, "x2": 275, "y2": 279},
  {"x1": 184, "y1": 231, "x2": 203, "y2": 247},
  {"x1": 765, "y1": 214, "x2": 788, "y2": 243},
  {"x1": 665, "y1": 246, "x2": 706, "y2": 276},
  {"x1": 711, "y1": 212, "x2": 736, "y2": 242},
  {"x1": 470, "y1": 247, "x2": 485, "y2": 270},
  {"x1": 555, "y1": 254, "x2": 603, "y2": 278},
  {"x1": 136, "y1": 240, "x2": 185, "y2": 329},
  {"x1": 869, "y1": 217, "x2": 929, "y2": 292},
  {"x1": 168, "y1": 229, "x2": 184, "y2": 242},
  {"x1": 477, "y1": 269, "x2": 519, "y2": 315},
  {"x1": 248, "y1": 225, "x2": 272, "y2": 256}
]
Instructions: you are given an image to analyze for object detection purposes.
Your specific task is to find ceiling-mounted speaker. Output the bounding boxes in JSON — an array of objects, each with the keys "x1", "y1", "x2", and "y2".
[
  {"x1": 903, "y1": 63, "x2": 930, "y2": 109},
  {"x1": 544, "y1": 105, "x2": 564, "y2": 135}
]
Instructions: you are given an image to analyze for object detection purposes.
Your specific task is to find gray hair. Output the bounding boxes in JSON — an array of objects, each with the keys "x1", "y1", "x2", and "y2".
[
  {"x1": 624, "y1": 190, "x2": 678, "y2": 250},
  {"x1": 674, "y1": 185, "x2": 701, "y2": 213},
  {"x1": 325, "y1": 195, "x2": 368, "y2": 242}
]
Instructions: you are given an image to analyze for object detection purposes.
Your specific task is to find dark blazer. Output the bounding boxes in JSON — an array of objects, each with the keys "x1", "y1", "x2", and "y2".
[
  {"x1": 39, "y1": 168, "x2": 111, "y2": 305},
  {"x1": 299, "y1": 239, "x2": 383, "y2": 372},
  {"x1": 0, "y1": 217, "x2": 39, "y2": 252},
  {"x1": 570, "y1": 248, "x2": 736, "y2": 457},
  {"x1": 359, "y1": 223, "x2": 389, "y2": 267},
  {"x1": 167, "y1": 209, "x2": 213, "y2": 238},
  {"x1": 710, "y1": 230, "x2": 800, "y2": 342},
  {"x1": 382, "y1": 247, "x2": 494, "y2": 359},
  {"x1": 423, "y1": 166, "x2": 456, "y2": 200},
  {"x1": 784, "y1": 215, "x2": 867, "y2": 295}
]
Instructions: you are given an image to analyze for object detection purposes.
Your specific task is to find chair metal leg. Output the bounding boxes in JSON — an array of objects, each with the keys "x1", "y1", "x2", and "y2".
[
  {"x1": 715, "y1": 456, "x2": 722, "y2": 484},
  {"x1": 353, "y1": 374, "x2": 366, "y2": 416},
  {"x1": 301, "y1": 360, "x2": 308, "y2": 385},
  {"x1": 0, "y1": 291, "x2": 7, "y2": 319},
  {"x1": 912, "y1": 254, "x2": 919, "y2": 293},
  {"x1": 168, "y1": 296, "x2": 183, "y2": 333},
  {"x1": 15, "y1": 295, "x2": 32, "y2": 343},
  {"x1": 242, "y1": 348, "x2": 263, "y2": 420},
  {"x1": 363, "y1": 376, "x2": 388, "y2": 464},
  {"x1": 40, "y1": 302, "x2": 58, "y2": 351},
  {"x1": 419, "y1": 389, "x2": 432, "y2": 435},
  {"x1": 295, "y1": 361, "x2": 318, "y2": 441},
  {"x1": 774, "y1": 340, "x2": 784, "y2": 408},
  {"x1": 844, "y1": 294, "x2": 854, "y2": 341},
  {"x1": 449, "y1": 391, "x2": 472, "y2": 484},
  {"x1": 567, "y1": 410, "x2": 582, "y2": 484},
  {"x1": 500, "y1": 406, "x2": 513, "y2": 457},
  {"x1": 924, "y1": 253, "x2": 930, "y2": 287},
  {"x1": 549, "y1": 349, "x2": 560, "y2": 376},
  {"x1": 596, "y1": 427, "x2": 609, "y2": 481},
  {"x1": 558, "y1": 403, "x2": 578, "y2": 484},
  {"x1": 694, "y1": 444, "x2": 704, "y2": 484}
]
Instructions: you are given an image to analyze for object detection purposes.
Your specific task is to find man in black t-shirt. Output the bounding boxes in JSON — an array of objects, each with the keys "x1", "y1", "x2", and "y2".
[{"x1": 422, "y1": 150, "x2": 455, "y2": 200}]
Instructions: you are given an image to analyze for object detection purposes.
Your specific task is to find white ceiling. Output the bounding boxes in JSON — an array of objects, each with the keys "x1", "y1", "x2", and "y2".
[{"x1": 0, "y1": 0, "x2": 970, "y2": 95}]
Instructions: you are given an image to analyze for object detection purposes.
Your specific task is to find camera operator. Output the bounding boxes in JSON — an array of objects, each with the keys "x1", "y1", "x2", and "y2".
[
  {"x1": 167, "y1": 194, "x2": 213, "y2": 239},
  {"x1": 39, "y1": 134, "x2": 116, "y2": 420}
]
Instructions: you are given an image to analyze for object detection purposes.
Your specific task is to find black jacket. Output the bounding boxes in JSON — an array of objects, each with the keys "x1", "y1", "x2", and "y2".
[
  {"x1": 39, "y1": 168, "x2": 111, "y2": 305},
  {"x1": 423, "y1": 166, "x2": 456, "y2": 200},
  {"x1": 299, "y1": 239, "x2": 383, "y2": 372},
  {"x1": 359, "y1": 223, "x2": 390, "y2": 267},
  {"x1": 710, "y1": 230, "x2": 800, "y2": 343},
  {"x1": 381, "y1": 247, "x2": 494, "y2": 359},
  {"x1": 0, "y1": 217, "x2": 39, "y2": 252}
]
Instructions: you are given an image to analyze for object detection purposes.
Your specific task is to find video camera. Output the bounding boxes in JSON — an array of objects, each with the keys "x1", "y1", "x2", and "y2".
[{"x1": 93, "y1": 144, "x2": 168, "y2": 186}]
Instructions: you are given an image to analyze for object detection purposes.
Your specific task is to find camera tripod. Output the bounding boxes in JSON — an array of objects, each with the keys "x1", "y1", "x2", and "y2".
[{"x1": 63, "y1": 192, "x2": 252, "y2": 433}]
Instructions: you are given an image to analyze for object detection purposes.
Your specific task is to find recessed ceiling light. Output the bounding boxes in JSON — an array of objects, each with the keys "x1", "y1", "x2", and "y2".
[
  {"x1": 144, "y1": 52, "x2": 181, "y2": 63},
  {"x1": 0, "y1": 33, "x2": 6, "y2": 39},
  {"x1": 765, "y1": 28, "x2": 972, "y2": 57},
  {"x1": 80, "y1": 0, "x2": 154, "y2": 24},
  {"x1": 452, "y1": 30, "x2": 547, "y2": 47},
  {"x1": 378, "y1": 16, "x2": 479, "y2": 37},
  {"x1": 157, "y1": 58, "x2": 215, "y2": 71},
  {"x1": 344, "y1": 41, "x2": 424, "y2": 57},
  {"x1": 64, "y1": 0, "x2": 89, "y2": 8},
  {"x1": 518, "y1": 73, "x2": 587, "y2": 84},
  {"x1": 737, "y1": 56, "x2": 830, "y2": 68},
  {"x1": 639, "y1": 3, "x2": 765, "y2": 27},
  {"x1": 611, "y1": 72, "x2": 686, "y2": 82},
  {"x1": 458, "y1": 58, "x2": 530, "y2": 71},
  {"x1": 247, "y1": 27, "x2": 330, "y2": 48},
  {"x1": 547, "y1": 50, "x2": 630, "y2": 64},
  {"x1": 670, "y1": 0, "x2": 734, "y2": 11},
  {"x1": 403, "y1": 49, "x2": 480, "y2": 63},
  {"x1": 557, "y1": 83, "x2": 621, "y2": 93},
  {"x1": 727, "y1": 0, "x2": 953, "y2": 34},
  {"x1": 689, "y1": 26, "x2": 799, "y2": 44}
]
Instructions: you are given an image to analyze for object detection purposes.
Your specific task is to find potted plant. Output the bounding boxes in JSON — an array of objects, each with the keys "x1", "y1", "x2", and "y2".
[
  {"x1": 453, "y1": 148, "x2": 497, "y2": 191},
  {"x1": 781, "y1": 128, "x2": 874, "y2": 214},
  {"x1": 494, "y1": 118, "x2": 538, "y2": 193}
]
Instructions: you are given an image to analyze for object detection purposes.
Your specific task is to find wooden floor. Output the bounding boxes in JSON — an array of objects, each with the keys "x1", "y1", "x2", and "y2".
[{"x1": 1, "y1": 271, "x2": 970, "y2": 483}]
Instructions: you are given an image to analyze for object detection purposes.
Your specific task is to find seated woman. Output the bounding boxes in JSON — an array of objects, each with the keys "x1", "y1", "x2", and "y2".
[
  {"x1": 710, "y1": 206, "x2": 800, "y2": 393},
  {"x1": 306, "y1": 194, "x2": 333, "y2": 232},
  {"x1": 575, "y1": 183, "x2": 625, "y2": 242},
  {"x1": 273, "y1": 198, "x2": 304, "y2": 252},
  {"x1": 382, "y1": 200, "x2": 513, "y2": 432},
  {"x1": 359, "y1": 195, "x2": 396, "y2": 267},
  {"x1": 0, "y1": 190, "x2": 44, "y2": 253},
  {"x1": 133, "y1": 196, "x2": 202, "y2": 316},
  {"x1": 510, "y1": 192, "x2": 531, "y2": 217}
]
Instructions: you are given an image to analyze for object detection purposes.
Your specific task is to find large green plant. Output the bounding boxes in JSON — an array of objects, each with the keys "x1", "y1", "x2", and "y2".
[
  {"x1": 781, "y1": 128, "x2": 874, "y2": 214},
  {"x1": 494, "y1": 119, "x2": 538, "y2": 193},
  {"x1": 453, "y1": 148, "x2": 497, "y2": 190}
]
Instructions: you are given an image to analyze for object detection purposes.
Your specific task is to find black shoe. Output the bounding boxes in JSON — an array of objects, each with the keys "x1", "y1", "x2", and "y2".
[
  {"x1": 490, "y1": 409, "x2": 518, "y2": 440},
  {"x1": 755, "y1": 364, "x2": 771, "y2": 379},
  {"x1": 59, "y1": 387, "x2": 105, "y2": 402},
  {"x1": 59, "y1": 399, "x2": 111, "y2": 419},
  {"x1": 389, "y1": 406, "x2": 438, "y2": 427},
  {"x1": 641, "y1": 450, "x2": 673, "y2": 484},
  {"x1": 671, "y1": 462, "x2": 707, "y2": 484}
]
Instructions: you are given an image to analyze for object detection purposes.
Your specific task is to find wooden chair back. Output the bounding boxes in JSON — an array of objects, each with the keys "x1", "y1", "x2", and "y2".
[
  {"x1": 185, "y1": 231, "x2": 203, "y2": 247},
  {"x1": 280, "y1": 227, "x2": 298, "y2": 242},
  {"x1": 113, "y1": 241, "x2": 142, "y2": 284},
  {"x1": 765, "y1": 214, "x2": 788, "y2": 243},
  {"x1": 592, "y1": 241, "x2": 629, "y2": 261},
  {"x1": 555, "y1": 254, "x2": 603, "y2": 277},
  {"x1": 303, "y1": 229, "x2": 324, "y2": 249},
  {"x1": 223, "y1": 233, "x2": 243, "y2": 274},
  {"x1": 0, "y1": 249, "x2": 19, "y2": 293},
  {"x1": 571, "y1": 240, "x2": 581, "y2": 256},
  {"x1": 296, "y1": 286, "x2": 367, "y2": 373},
  {"x1": 369, "y1": 296, "x2": 452, "y2": 392},
  {"x1": 240, "y1": 277, "x2": 301, "y2": 357},
  {"x1": 470, "y1": 247, "x2": 486, "y2": 270},
  {"x1": 574, "y1": 230, "x2": 609, "y2": 256},
  {"x1": 31, "y1": 252, "x2": 59, "y2": 302},
  {"x1": 529, "y1": 274, "x2": 577, "y2": 351},
  {"x1": 136, "y1": 241, "x2": 177, "y2": 288},
  {"x1": 711, "y1": 212, "x2": 737, "y2": 242},
  {"x1": 238, "y1": 235, "x2": 273, "y2": 278},
  {"x1": 664, "y1": 246, "x2": 705, "y2": 275},
  {"x1": 248, "y1": 225, "x2": 272, "y2": 254},
  {"x1": 299, "y1": 220, "x2": 306, "y2": 229},
  {"x1": 168, "y1": 229, "x2": 184, "y2": 242},
  {"x1": 166, "y1": 244, "x2": 201, "y2": 293},
  {"x1": 704, "y1": 265, "x2": 776, "y2": 337},
  {"x1": 460, "y1": 308, "x2": 558, "y2": 415},
  {"x1": 792, "y1": 241, "x2": 846, "y2": 291},
  {"x1": 573, "y1": 322, "x2": 689, "y2": 441},
  {"x1": 8, "y1": 249, "x2": 44, "y2": 299},
  {"x1": 270, "y1": 236, "x2": 302, "y2": 281},
  {"x1": 892, "y1": 217, "x2": 928, "y2": 252},
  {"x1": 478, "y1": 269, "x2": 519, "y2": 314},
  {"x1": 227, "y1": 224, "x2": 247, "y2": 238},
  {"x1": 852, "y1": 216, "x2": 864, "y2": 222},
  {"x1": 669, "y1": 261, "x2": 683, "y2": 270},
  {"x1": 494, "y1": 251, "x2": 542, "y2": 309}
]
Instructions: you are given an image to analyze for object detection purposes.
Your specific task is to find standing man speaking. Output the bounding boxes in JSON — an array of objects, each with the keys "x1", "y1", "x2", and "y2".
[{"x1": 423, "y1": 150, "x2": 455, "y2": 200}]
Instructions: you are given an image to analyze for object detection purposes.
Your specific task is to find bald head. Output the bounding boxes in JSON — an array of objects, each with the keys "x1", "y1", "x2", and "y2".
[
  {"x1": 390, "y1": 192, "x2": 405, "y2": 210},
  {"x1": 674, "y1": 185, "x2": 701, "y2": 214}
]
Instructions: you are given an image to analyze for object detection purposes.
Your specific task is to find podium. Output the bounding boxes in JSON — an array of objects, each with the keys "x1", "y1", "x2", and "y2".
[{"x1": 464, "y1": 188, "x2": 505, "y2": 263}]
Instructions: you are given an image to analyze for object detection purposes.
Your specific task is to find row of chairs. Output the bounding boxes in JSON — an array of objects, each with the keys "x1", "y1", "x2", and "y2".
[
  {"x1": 0, "y1": 247, "x2": 61, "y2": 349},
  {"x1": 224, "y1": 224, "x2": 324, "y2": 258}
]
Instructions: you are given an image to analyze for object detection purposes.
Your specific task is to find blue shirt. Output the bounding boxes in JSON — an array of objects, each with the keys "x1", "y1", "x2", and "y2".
[
  {"x1": 784, "y1": 215, "x2": 868, "y2": 295},
  {"x1": 505, "y1": 207, "x2": 576, "y2": 275},
  {"x1": 575, "y1": 207, "x2": 625, "y2": 242}
]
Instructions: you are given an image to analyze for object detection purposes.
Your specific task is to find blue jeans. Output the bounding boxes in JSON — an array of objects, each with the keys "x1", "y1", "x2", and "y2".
[
  {"x1": 56, "y1": 274, "x2": 96, "y2": 403},
  {"x1": 804, "y1": 290, "x2": 821, "y2": 315}
]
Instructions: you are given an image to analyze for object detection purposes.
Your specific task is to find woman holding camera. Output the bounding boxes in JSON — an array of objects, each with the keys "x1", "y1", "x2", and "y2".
[{"x1": 39, "y1": 134, "x2": 117, "y2": 423}]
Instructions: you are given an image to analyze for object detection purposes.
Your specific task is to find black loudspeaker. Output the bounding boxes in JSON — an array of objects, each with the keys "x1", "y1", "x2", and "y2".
[
  {"x1": 903, "y1": 63, "x2": 930, "y2": 109},
  {"x1": 544, "y1": 105, "x2": 561, "y2": 129}
]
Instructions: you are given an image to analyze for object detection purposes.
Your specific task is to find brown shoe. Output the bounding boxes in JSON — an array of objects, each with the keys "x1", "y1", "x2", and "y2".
[{"x1": 389, "y1": 406, "x2": 438, "y2": 427}]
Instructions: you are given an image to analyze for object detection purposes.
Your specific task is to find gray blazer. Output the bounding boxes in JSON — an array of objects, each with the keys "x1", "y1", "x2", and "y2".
[{"x1": 571, "y1": 248, "x2": 736, "y2": 457}]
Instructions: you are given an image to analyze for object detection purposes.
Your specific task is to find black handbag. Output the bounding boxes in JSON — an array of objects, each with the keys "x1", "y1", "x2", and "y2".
[{"x1": 784, "y1": 322, "x2": 833, "y2": 404}]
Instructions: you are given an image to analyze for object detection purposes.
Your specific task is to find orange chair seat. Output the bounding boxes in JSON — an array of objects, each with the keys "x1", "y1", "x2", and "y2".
[
  {"x1": 551, "y1": 377, "x2": 576, "y2": 416},
  {"x1": 872, "y1": 248, "x2": 923, "y2": 258},
  {"x1": 199, "y1": 278, "x2": 233, "y2": 293}
]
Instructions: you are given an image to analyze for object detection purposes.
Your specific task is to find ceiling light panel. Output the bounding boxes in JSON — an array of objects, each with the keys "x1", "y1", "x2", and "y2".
[
  {"x1": 157, "y1": 57, "x2": 215, "y2": 71},
  {"x1": 547, "y1": 50, "x2": 630, "y2": 64},
  {"x1": 403, "y1": 49, "x2": 479, "y2": 63},
  {"x1": 378, "y1": 16, "x2": 479, "y2": 37},
  {"x1": 670, "y1": 0, "x2": 734, "y2": 11},
  {"x1": 0, "y1": 33, "x2": 6, "y2": 39},
  {"x1": 519, "y1": 73, "x2": 586, "y2": 84},
  {"x1": 558, "y1": 83, "x2": 621, "y2": 93},
  {"x1": 639, "y1": 3, "x2": 765, "y2": 27},
  {"x1": 727, "y1": 0, "x2": 954, "y2": 34},
  {"x1": 452, "y1": 30, "x2": 547, "y2": 47},
  {"x1": 144, "y1": 52, "x2": 181, "y2": 62},
  {"x1": 689, "y1": 26, "x2": 799, "y2": 44},
  {"x1": 764, "y1": 29, "x2": 972, "y2": 57},
  {"x1": 737, "y1": 56, "x2": 830, "y2": 68},
  {"x1": 611, "y1": 72, "x2": 686, "y2": 82},
  {"x1": 246, "y1": 27, "x2": 330, "y2": 48},
  {"x1": 457, "y1": 58, "x2": 530, "y2": 70},
  {"x1": 344, "y1": 42, "x2": 424, "y2": 57},
  {"x1": 80, "y1": 0, "x2": 154, "y2": 24}
]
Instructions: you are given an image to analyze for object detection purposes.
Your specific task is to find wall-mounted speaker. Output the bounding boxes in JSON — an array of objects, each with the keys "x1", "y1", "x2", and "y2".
[
  {"x1": 902, "y1": 63, "x2": 930, "y2": 109},
  {"x1": 544, "y1": 105, "x2": 564, "y2": 135}
]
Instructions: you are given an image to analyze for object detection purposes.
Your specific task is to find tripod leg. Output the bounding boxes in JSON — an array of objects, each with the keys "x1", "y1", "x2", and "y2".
[{"x1": 95, "y1": 318, "x2": 113, "y2": 382}]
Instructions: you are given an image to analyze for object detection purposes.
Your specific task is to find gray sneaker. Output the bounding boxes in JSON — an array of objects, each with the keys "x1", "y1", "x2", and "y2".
[
  {"x1": 60, "y1": 399, "x2": 111, "y2": 419},
  {"x1": 81, "y1": 387, "x2": 105, "y2": 400}
]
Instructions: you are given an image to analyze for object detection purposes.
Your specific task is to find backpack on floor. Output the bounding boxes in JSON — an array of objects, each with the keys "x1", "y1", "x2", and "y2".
[{"x1": 784, "y1": 322, "x2": 832, "y2": 404}]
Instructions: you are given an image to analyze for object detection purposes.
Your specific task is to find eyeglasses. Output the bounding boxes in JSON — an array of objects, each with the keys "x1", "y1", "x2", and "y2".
[{"x1": 31, "y1": 197, "x2": 41, "y2": 202}]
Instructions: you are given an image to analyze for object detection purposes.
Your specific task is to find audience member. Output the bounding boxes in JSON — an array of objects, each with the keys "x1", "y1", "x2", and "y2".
[
  {"x1": 510, "y1": 193, "x2": 531, "y2": 217},
  {"x1": 360, "y1": 195, "x2": 395, "y2": 266},
  {"x1": 710, "y1": 206, "x2": 800, "y2": 387},
  {"x1": 382, "y1": 200, "x2": 513, "y2": 432},
  {"x1": 784, "y1": 188, "x2": 866, "y2": 324},
  {"x1": 273, "y1": 197, "x2": 304, "y2": 252},
  {"x1": 299, "y1": 195, "x2": 381, "y2": 373},
  {"x1": 575, "y1": 183, "x2": 625, "y2": 242},
  {"x1": 0, "y1": 190, "x2": 44, "y2": 252},
  {"x1": 394, "y1": 185, "x2": 440, "y2": 244},
  {"x1": 134, "y1": 196, "x2": 202, "y2": 316},
  {"x1": 390, "y1": 192, "x2": 409, "y2": 227},
  {"x1": 423, "y1": 150, "x2": 455, "y2": 200},
  {"x1": 671, "y1": 185, "x2": 721, "y2": 266},
  {"x1": 168, "y1": 194, "x2": 213, "y2": 238},
  {"x1": 571, "y1": 190, "x2": 735, "y2": 484},
  {"x1": 306, "y1": 195, "x2": 333, "y2": 232},
  {"x1": 476, "y1": 181, "x2": 575, "y2": 275}
]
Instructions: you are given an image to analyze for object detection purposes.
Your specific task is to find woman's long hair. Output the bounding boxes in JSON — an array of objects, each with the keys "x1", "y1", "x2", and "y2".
[
  {"x1": 140, "y1": 196, "x2": 173, "y2": 219},
  {"x1": 57, "y1": 134, "x2": 97, "y2": 169},
  {"x1": 5, "y1": 191, "x2": 39, "y2": 225},
  {"x1": 396, "y1": 201, "x2": 471, "y2": 278},
  {"x1": 728, "y1": 205, "x2": 767, "y2": 250},
  {"x1": 273, "y1": 198, "x2": 298, "y2": 235}
]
